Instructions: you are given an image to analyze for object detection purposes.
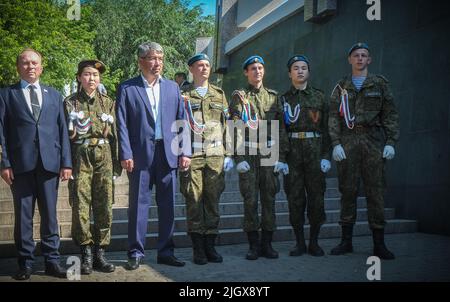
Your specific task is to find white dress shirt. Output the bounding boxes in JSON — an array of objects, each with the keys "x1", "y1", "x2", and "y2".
[
  {"x1": 20, "y1": 79, "x2": 43, "y2": 114},
  {"x1": 141, "y1": 75, "x2": 162, "y2": 139}
]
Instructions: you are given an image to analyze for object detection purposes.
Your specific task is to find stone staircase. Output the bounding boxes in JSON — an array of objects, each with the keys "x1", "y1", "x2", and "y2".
[{"x1": 0, "y1": 171, "x2": 417, "y2": 258}]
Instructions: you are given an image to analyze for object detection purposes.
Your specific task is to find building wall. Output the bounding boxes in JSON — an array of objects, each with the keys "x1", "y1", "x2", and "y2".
[{"x1": 221, "y1": 0, "x2": 450, "y2": 235}]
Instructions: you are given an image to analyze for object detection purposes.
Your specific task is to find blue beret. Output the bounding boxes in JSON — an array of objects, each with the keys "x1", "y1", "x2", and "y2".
[
  {"x1": 242, "y1": 55, "x2": 264, "y2": 69},
  {"x1": 188, "y1": 53, "x2": 210, "y2": 66},
  {"x1": 287, "y1": 55, "x2": 310, "y2": 70},
  {"x1": 348, "y1": 42, "x2": 370, "y2": 56}
]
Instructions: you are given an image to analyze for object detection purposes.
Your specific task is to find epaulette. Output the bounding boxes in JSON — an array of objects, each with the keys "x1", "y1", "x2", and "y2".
[
  {"x1": 210, "y1": 84, "x2": 224, "y2": 94},
  {"x1": 64, "y1": 93, "x2": 77, "y2": 104},
  {"x1": 376, "y1": 75, "x2": 389, "y2": 83},
  {"x1": 312, "y1": 86, "x2": 324, "y2": 94},
  {"x1": 100, "y1": 92, "x2": 109, "y2": 98},
  {"x1": 266, "y1": 88, "x2": 278, "y2": 95}
]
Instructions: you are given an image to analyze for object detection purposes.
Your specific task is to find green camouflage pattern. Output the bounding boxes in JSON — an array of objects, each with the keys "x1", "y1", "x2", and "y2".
[
  {"x1": 180, "y1": 84, "x2": 228, "y2": 234},
  {"x1": 64, "y1": 90, "x2": 120, "y2": 246},
  {"x1": 328, "y1": 74, "x2": 400, "y2": 229},
  {"x1": 229, "y1": 84, "x2": 288, "y2": 232},
  {"x1": 281, "y1": 85, "x2": 329, "y2": 228}
]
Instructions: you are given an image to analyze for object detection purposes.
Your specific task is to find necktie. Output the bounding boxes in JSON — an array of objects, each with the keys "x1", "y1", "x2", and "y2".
[{"x1": 29, "y1": 85, "x2": 40, "y2": 120}]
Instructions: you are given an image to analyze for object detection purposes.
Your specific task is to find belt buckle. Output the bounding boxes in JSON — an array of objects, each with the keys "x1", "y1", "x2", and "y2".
[
  {"x1": 90, "y1": 138, "x2": 98, "y2": 145},
  {"x1": 299, "y1": 132, "x2": 306, "y2": 139}
]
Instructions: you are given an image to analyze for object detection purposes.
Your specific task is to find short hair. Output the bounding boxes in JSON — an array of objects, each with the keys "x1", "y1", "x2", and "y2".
[
  {"x1": 16, "y1": 48, "x2": 43, "y2": 65},
  {"x1": 137, "y1": 42, "x2": 164, "y2": 58},
  {"x1": 175, "y1": 72, "x2": 187, "y2": 80}
]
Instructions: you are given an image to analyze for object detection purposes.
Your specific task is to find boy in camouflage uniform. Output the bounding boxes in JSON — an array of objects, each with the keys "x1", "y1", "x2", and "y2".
[
  {"x1": 328, "y1": 43, "x2": 399, "y2": 260},
  {"x1": 179, "y1": 54, "x2": 234, "y2": 265},
  {"x1": 64, "y1": 60, "x2": 122, "y2": 274},
  {"x1": 229, "y1": 56, "x2": 289, "y2": 260},
  {"x1": 281, "y1": 55, "x2": 331, "y2": 257}
]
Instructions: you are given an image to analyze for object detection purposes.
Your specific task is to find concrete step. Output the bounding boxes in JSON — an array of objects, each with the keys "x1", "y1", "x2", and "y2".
[
  {"x1": 0, "y1": 206, "x2": 392, "y2": 241},
  {"x1": 0, "y1": 219, "x2": 418, "y2": 257},
  {"x1": 0, "y1": 196, "x2": 366, "y2": 226},
  {"x1": 0, "y1": 176, "x2": 340, "y2": 199},
  {"x1": 0, "y1": 187, "x2": 341, "y2": 211}
]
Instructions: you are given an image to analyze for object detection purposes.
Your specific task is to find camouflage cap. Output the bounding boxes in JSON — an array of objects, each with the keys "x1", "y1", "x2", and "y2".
[
  {"x1": 77, "y1": 59, "x2": 106, "y2": 75},
  {"x1": 348, "y1": 42, "x2": 370, "y2": 56},
  {"x1": 242, "y1": 55, "x2": 264, "y2": 69}
]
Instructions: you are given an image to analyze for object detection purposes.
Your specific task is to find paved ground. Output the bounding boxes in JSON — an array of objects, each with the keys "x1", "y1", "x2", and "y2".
[{"x1": 0, "y1": 233, "x2": 449, "y2": 282}]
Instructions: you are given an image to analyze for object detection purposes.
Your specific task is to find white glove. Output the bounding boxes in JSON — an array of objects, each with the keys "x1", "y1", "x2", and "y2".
[
  {"x1": 223, "y1": 157, "x2": 234, "y2": 172},
  {"x1": 113, "y1": 176, "x2": 117, "y2": 181},
  {"x1": 332, "y1": 144, "x2": 347, "y2": 162},
  {"x1": 383, "y1": 145, "x2": 395, "y2": 160},
  {"x1": 320, "y1": 159, "x2": 331, "y2": 173},
  {"x1": 236, "y1": 161, "x2": 250, "y2": 173},
  {"x1": 282, "y1": 163, "x2": 289, "y2": 175},
  {"x1": 273, "y1": 161, "x2": 285, "y2": 174}
]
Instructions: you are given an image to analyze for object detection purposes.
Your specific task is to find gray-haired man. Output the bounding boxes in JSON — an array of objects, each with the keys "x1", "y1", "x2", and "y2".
[{"x1": 116, "y1": 42, "x2": 191, "y2": 269}]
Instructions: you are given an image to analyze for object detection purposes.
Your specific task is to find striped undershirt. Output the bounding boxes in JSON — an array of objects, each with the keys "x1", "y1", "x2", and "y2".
[
  {"x1": 352, "y1": 76, "x2": 366, "y2": 91},
  {"x1": 195, "y1": 86, "x2": 208, "y2": 97}
]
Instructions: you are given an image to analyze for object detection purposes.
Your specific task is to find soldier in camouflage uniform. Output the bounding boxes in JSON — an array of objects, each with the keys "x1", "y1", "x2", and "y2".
[
  {"x1": 328, "y1": 43, "x2": 399, "y2": 259},
  {"x1": 179, "y1": 54, "x2": 234, "y2": 265},
  {"x1": 281, "y1": 55, "x2": 331, "y2": 257},
  {"x1": 64, "y1": 60, "x2": 122, "y2": 274},
  {"x1": 229, "y1": 55, "x2": 289, "y2": 260}
]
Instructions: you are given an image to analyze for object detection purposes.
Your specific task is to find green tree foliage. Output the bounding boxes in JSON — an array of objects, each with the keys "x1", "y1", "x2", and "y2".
[
  {"x1": 0, "y1": 0, "x2": 96, "y2": 90},
  {"x1": 87, "y1": 0, "x2": 215, "y2": 88}
]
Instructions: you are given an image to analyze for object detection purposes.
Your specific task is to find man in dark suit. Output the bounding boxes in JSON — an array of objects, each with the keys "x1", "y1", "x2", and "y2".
[
  {"x1": 0, "y1": 48, "x2": 72, "y2": 280},
  {"x1": 174, "y1": 72, "x2": 190, "y2": 92},
  {"x1": 116, "y1": 42, "x2": 191, "y2": 269}
]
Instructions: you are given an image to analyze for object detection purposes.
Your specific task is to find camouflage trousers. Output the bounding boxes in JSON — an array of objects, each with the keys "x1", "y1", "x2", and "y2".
[
  {"x1": 238, "y1": 156, "x2": 279, "y2": 232},
  {"x1": 179, "y1": 156, "x2": 225, "y2": 235},
  {"x1": 337, "y1": 134, "x2": 386, "y2": 229},
  {"x1": 68, "y1": 143, "x2": 114, "y2": 246},
  {"x1": 284, "y1": 137, "x2": 326, "y2": 229}
]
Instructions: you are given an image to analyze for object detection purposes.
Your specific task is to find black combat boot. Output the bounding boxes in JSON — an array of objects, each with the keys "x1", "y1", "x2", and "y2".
[
  {"x1": 260, "y1": 230, "x2": 278, "y2": 259},
  {"x1": 190, "y1": 233, "x2": 208, "y2": 265},
  {"x1": 372, "y1": 229, "x2": 395, "y2": 260},
  {"x1": 330, "y1": 224, "x2": 354, "y2": 255},
  {"x1": 204, "y1": 234, "x2": 223, "y2": 263},
  {"x1": 308, "y1": 225, "x2": 324, "y2": 256},
  {"x1": 246, "y1": 231, "x2": 260, "y2": 260},
  {"x1": 80, "y1": 245, "x2": 93, "y2": 275},
  {"x1": 93, "y1": 246, "x2": 115, "y2": 272},
  {"x1": 289, "y1": 227, "x2": 307, "y2": 256}
]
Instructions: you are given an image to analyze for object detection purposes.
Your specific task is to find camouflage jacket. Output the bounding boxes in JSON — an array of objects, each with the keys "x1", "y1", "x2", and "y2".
[
  {"x1": 328, "y1": 74, "x2": 399, "y2": 147},
  {"x1": 281, "y1": 84, "x2": 331, "y2": 160},
  {"x1": 182, "y1": 83, "x2": 231, "y2": 158},
  {"x1": 229, "y1": 84, "x2": 289, "y2": 164},
  {"x1": 64, "y1": 90, "x2": 121, "y2": 176}
]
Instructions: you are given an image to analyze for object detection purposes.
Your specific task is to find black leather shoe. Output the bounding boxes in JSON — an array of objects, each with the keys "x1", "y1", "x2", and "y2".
[
  {"x1": 14, "y1": 267, "x2": 32, "y2": 280},
  {"x1": 45, "y1": 262, "x2": 67, "y2": 279},
  {"x1": 157, "y1": 255, "x2": 185, "y2": 267},
  {"x1": 126, "y1": 257, "x2": 143, "y2": 270}
]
